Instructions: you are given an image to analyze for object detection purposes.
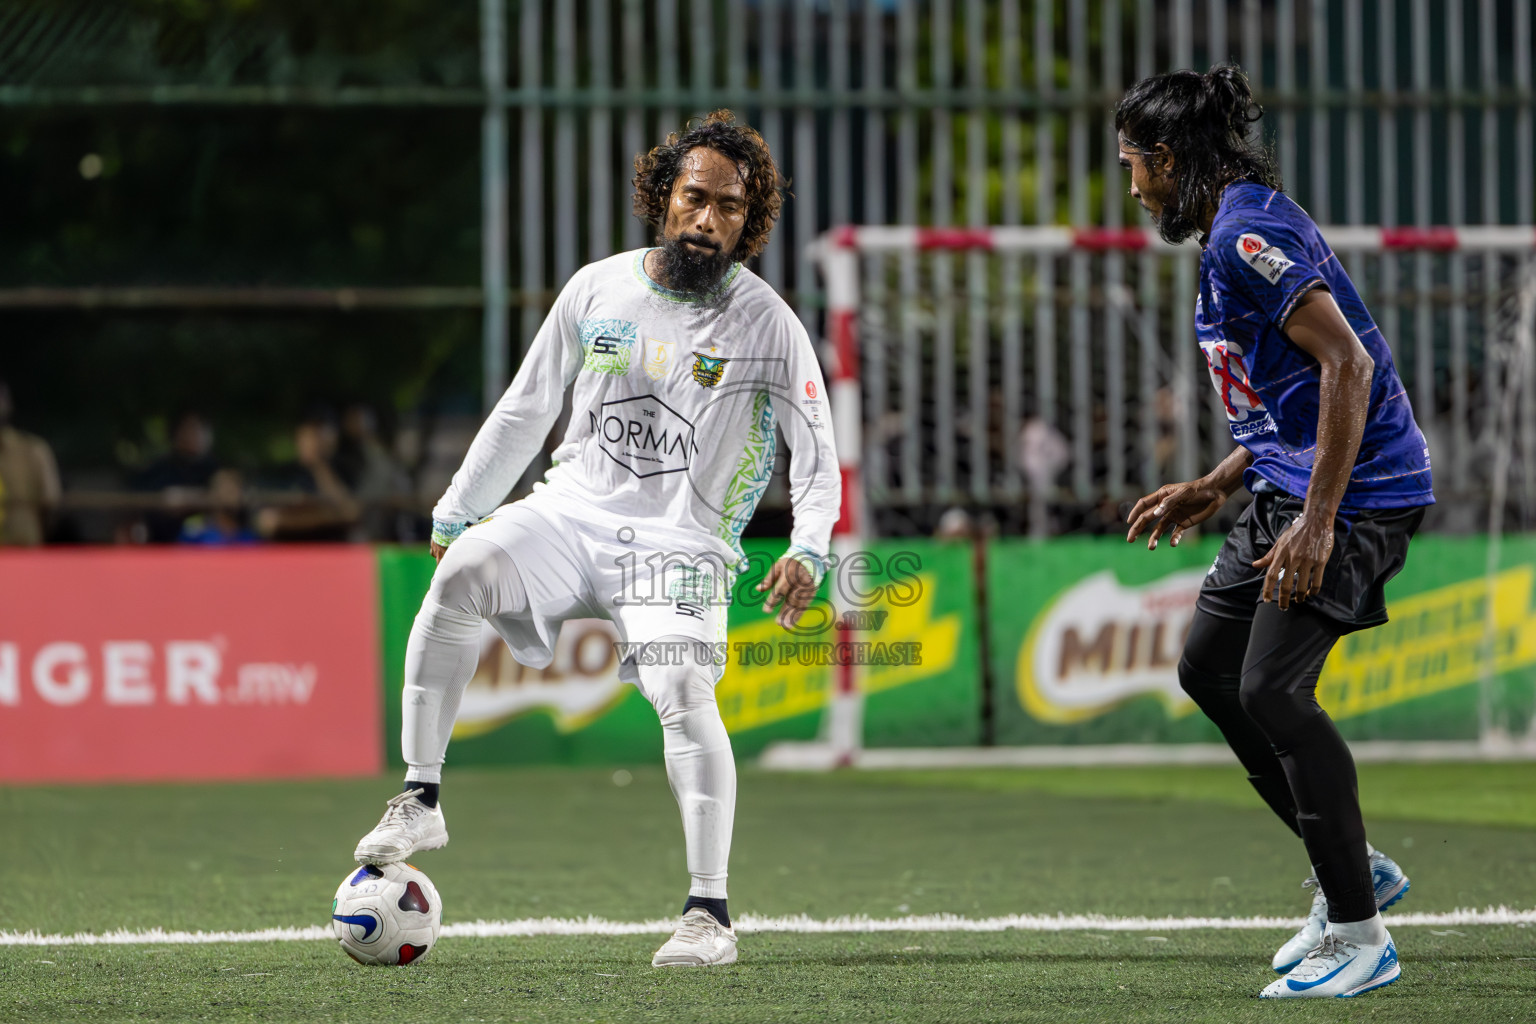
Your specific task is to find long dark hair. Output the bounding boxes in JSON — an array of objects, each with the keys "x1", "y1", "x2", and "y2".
[
  {"x1": 1115, "y1": 65, "x2": 1280, "y2": 243},
  {"x1": 632, "y1": 109, "x2": 785, "y2": 263}
]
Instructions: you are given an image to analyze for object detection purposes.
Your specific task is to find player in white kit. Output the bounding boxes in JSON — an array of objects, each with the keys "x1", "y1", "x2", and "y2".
[{"x1": 353, "y1": 111, "x2": 840, "y2": 968}]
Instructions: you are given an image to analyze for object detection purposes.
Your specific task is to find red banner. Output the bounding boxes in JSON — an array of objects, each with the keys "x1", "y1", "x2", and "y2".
[{"x1": 0, "y1": 547, "x2": 380, "y2": 783}]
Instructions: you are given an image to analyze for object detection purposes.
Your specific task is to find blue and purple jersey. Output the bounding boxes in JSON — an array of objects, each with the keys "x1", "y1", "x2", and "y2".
[{"x1": 1195, "y1": 181, "x2": 1435, "y2": 509}]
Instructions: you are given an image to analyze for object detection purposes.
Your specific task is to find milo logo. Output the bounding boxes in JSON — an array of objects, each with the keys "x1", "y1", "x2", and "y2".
[{"x1": 1017, "y1": 569, "x2": 1206, "y2": 723}]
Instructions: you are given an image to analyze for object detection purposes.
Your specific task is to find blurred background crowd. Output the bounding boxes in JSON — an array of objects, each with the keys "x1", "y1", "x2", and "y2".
[
  {"x1": 0, "y1": 379, "x2": 485, "y2": 546},
  {"x1": 0, "y1": 373, "x2": 1102, "y2": 547}
]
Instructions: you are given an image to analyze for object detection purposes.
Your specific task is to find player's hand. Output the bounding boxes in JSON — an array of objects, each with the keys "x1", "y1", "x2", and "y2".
[
  {"x1": 1254, "y1": 512, "x2": 1334, "y2": 610},
  {"x1": 757, "y1": 556, "x2": 817, "y2": 630},
  {"x1": 1124, "y1": 479, "x2": 1228, "y2": 550},
  {"x1": 430, "y1": 540, "x2": 447, "y2": 563}
]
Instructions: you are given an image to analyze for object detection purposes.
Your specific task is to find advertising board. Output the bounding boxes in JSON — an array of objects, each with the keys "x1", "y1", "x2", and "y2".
[{"x1": 0, "y1": 547, "x2": 381, "y2": 782}]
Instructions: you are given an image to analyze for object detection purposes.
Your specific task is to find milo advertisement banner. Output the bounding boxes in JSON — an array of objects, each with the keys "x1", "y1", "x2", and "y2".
[
  {"x1": 378, "y1": 537, "x2": 979, "y2": 766},
  {"x1": 988, "y1": 535, "x2": 1536, "y2": 744}
]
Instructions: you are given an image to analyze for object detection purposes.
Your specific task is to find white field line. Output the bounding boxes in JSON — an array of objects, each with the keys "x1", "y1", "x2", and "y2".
[{"x1": 2, "y1": 906, "x2": 1533, "y2": 946}]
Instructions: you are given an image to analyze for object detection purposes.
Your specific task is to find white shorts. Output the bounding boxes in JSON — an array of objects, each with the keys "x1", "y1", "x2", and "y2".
[{"x1": 459, "y1": 491, "x2": 732, "y2": 685}]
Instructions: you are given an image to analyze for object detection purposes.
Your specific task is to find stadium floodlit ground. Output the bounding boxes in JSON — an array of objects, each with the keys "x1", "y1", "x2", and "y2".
[{"x1": 3, "y1": 762, "x2": 1533, "y2": 1023}]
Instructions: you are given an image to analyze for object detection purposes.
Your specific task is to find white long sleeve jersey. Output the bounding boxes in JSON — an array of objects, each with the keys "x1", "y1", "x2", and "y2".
[{"x1": 433, "y1": 249, "x2": 841, "y2": 570}]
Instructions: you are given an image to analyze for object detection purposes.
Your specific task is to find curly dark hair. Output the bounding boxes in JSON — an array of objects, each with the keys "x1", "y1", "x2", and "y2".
[
  {"x1": 632, "y1": 109, "x2": 785, "y2": 263},
  {"x1": 1115, "y1": 65, "x2": 1282, "y2": 243}
]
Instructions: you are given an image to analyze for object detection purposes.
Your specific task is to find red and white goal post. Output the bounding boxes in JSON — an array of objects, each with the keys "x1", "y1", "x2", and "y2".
[{"x1": 759, "y1": 223, "x2": 1536, "y2": 770}]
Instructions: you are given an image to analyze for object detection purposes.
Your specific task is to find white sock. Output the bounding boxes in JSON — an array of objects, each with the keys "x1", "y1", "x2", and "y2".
[
  {"x1": 667, "y1": 705, "x2": 736, "y2": 899},
  {"x1": 401, "y1": 599, "x2": 481, "y2": 772},
  {"x1": 1330, "y1": 912, "x2": 1388, "y2": 946},
  {"x1": 639, "y1": 649, "x2": 735, "y2": 901},
  {"x1": 401, "y1": 539, "x2": 529, "y2": 774}
]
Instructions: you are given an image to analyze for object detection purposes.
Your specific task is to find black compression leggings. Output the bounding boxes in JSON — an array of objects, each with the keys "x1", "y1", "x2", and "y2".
[{"x1": 1178, "y1": 606, "x2": 1375, "y2": 924}]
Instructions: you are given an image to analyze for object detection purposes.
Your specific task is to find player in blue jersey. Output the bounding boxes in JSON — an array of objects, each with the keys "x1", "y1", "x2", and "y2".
[{"x1": 1118, "y1": 67, "x2": 1433, "y2": 999}]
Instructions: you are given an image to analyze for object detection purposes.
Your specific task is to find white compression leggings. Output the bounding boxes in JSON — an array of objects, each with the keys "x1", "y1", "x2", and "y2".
[{"x1": 401, "y1": 536, "x2": 736, "y2": 899}]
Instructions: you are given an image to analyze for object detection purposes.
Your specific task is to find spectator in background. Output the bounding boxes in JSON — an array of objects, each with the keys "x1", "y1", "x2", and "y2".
[
  {"x1": 133, "y1": 409, "x2": 220, "y2": 542},
  {"x1": 0, "y1": 379, "x2": 61, "y2": 546},
  {"x1": 179, "y1": 468, "x2": 259, "y2": 545},
  {"x1": 335, "y1": 403, "x2": 410, "y2": 542},
  {"x1": 934, "y1": 506, "x2": 977, "y2": 541},
  {"x1": 255, "y1": 409, "x2": 359, "y2": 541}
]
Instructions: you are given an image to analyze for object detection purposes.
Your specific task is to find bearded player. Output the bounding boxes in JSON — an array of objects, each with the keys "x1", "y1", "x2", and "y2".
[
  {"x1": 352, "y1": 110, "x2": 839, "y2": 968},
  {"x1": 1119, "y1": 68, "x2": 1433, "y2": 999}
]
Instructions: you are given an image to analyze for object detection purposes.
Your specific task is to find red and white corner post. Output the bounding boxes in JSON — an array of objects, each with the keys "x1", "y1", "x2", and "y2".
[{"x1": 822, "y1": 229, "x2": 864, "y2": 765}]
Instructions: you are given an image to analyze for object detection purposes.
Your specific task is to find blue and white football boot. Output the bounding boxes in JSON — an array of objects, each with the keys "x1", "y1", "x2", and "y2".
[
  {"x1": 1260, "y1": 931, "x2": 1400, "y2": 999},
  {"x1": 1272, "y1": 877, "x2": 1328, "y2": 973},
  {"x1": 1272, "y1": 850, "x2": 1410, "y2": 973},
  {"x1": 1369, "y1": 849, "x2": 1412, "y2": 911}
]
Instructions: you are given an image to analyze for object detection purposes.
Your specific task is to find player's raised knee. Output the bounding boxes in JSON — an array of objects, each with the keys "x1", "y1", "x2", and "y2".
[
  {"x1": 426, "y1": 538, "x2": 508, "y2": 620},
  {"x1": 638, "y1": 653, "x2": 717, "y2": 722}
]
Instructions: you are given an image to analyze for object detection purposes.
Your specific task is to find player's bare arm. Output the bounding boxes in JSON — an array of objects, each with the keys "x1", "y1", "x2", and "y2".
[
  {"x1": 1126, "y1": 445, "x2": 1253, "y2": 550},
  {"x1": 1252, "y1": 287, "x2": 1373, "y2": 609}
]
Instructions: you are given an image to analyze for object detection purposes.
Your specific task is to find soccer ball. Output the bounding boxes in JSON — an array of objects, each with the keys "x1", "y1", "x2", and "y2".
[{"x1": 330, "y1": 862, "x2": 442, "y2": 966}]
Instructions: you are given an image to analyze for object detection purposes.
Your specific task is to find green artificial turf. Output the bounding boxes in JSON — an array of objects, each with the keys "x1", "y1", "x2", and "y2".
[
  {"x1": 5, "y1": 929, "x2": 1535, "y2": 1024},
  {"x1": 2, "y1": 764, "x2": 1533, "y2": 1022},
  {"x1": 842, "y1": 761, "x2": 1536, "y2": 828}
]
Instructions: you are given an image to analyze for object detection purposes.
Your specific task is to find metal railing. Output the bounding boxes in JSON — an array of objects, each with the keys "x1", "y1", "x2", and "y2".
[
  {"x1": 817, "y1": 225, "x2": 1536, "y2": 535},
  {"x1": 4, "y1": 2, "x2": 1533, "y2": 388},
  {"x1": 4, "y1": 2, "x2": 1534, "y2": 533}
]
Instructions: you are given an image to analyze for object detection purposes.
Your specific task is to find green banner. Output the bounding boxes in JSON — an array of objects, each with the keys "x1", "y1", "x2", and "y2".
[
  {"x1": 856, "y1": 540, "x2": 980, "y2": 747},
  {"x1": 378, "y1": 537, "x2": 980, "y2": 766},
  {"x1": 987, "y1": 534, "x2": 1536, "y2": 744}
]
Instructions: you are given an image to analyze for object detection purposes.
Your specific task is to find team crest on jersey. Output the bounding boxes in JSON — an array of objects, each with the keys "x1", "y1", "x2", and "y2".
[
  {"x1": 580, "y1": 318, "x2": 637, "y2": 375},
  {"x1": 644, "y1": 338, "x2": 675, "y2": 380},
  {"x1": 1235, "y1": 232, "x2": 1295, "y2": 285},
  {"x1": 691, "y1": 351, "x2": 729, "y2": 388}
]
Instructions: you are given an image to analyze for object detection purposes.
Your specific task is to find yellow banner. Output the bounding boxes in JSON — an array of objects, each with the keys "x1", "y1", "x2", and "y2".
[
  {"x1": 1317, "y1": 565, "x2": 1536, "y2": 719},
  {"x1": 715, "y1": 615, "x2": 833, "y2": 734},
  {"x1": 715, "y1": 571, "x2": 962, "y2": 733}
]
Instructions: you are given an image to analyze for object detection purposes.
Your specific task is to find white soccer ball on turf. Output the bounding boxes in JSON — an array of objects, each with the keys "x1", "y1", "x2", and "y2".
[{"x1": 331, "y1": 861, "x2": 442, "y2": 966}]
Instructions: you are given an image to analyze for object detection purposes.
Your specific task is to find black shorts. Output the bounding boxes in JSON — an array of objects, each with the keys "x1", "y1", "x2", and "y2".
[{"x1": 1196, "y1": 492, "x2": 1426, "y2": 632}]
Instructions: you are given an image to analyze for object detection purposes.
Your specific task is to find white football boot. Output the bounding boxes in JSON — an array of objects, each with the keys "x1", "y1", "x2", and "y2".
[
  {"x1": 353, "y1": 788, "x2": 449, "y2": 865},
  {"x1": 651, "y1": 907, "x2": 739, "y2": 967},
  {"x1": 1260, "y1": 931, "x2": 1400, "y2": 999},
  {"x1": 1273, "y1": 851, "x2": 1411, "y2": 973},
  {"x1": 1272, "y1": 877, "x2": 1329, "y2": 973}
]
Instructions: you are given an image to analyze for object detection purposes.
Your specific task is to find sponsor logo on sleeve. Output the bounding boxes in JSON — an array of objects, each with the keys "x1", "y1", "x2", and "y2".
[
  {"x1": 580, "y1": 318, "x2": 638, "y2": 375},
  {"x1": 1235, "y1": 232, "x2": 1295, "y2": 285},
  {"x1": 804, "y1": 380, "x2": 817, "y2": 399}
]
